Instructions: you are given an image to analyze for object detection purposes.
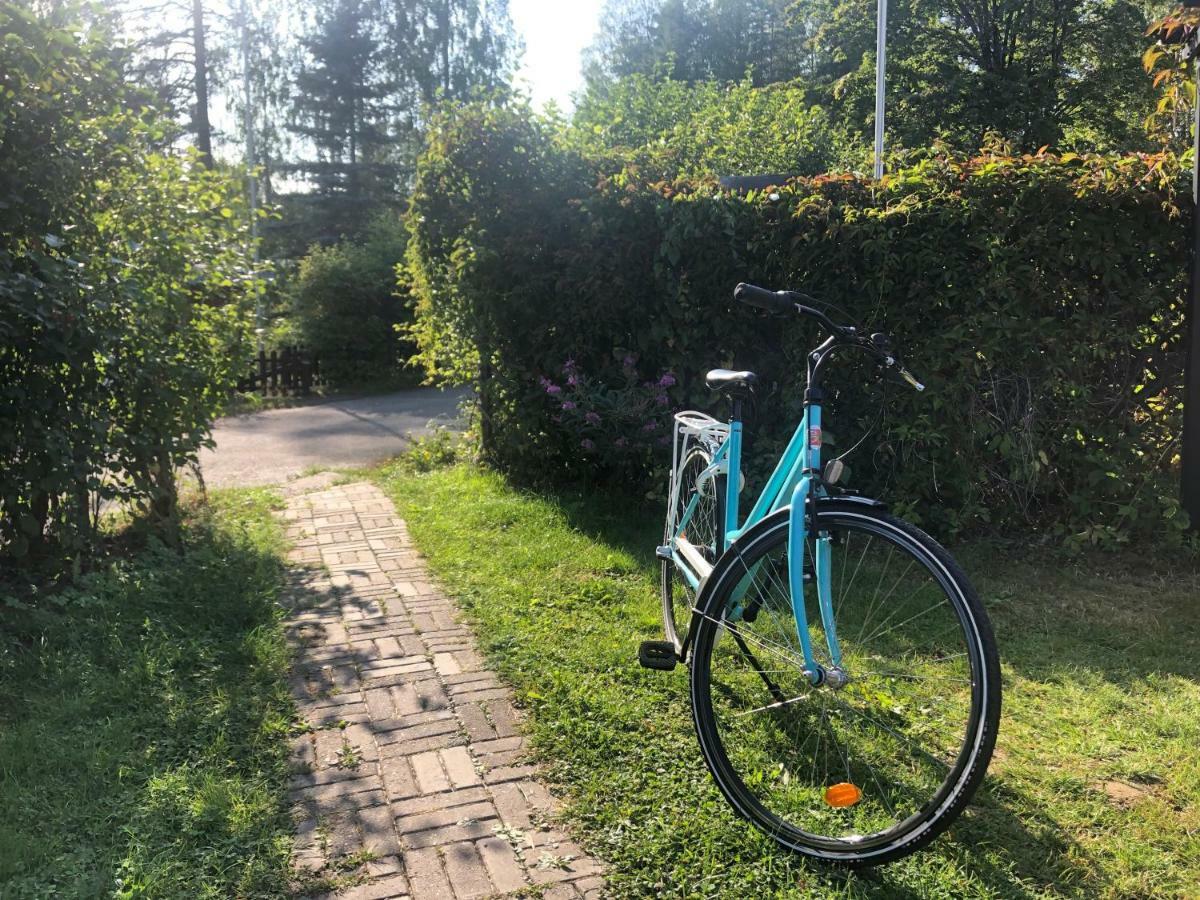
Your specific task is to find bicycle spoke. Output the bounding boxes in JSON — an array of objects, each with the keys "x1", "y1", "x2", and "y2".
[{"x1": 734, "y1": 693, "x2": 813, "y2": 717}]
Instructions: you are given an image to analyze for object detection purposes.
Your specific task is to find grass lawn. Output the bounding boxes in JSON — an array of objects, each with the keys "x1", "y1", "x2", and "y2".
[
  {"x1": 373, "y1": 461, "x2": 1200, "y2": 899},
  {"x1": 0, "y1": 491, "x2": 295, "y2": 899}
]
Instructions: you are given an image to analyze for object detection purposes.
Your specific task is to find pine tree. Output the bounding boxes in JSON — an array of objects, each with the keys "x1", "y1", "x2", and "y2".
[
  {"x1": 384, "y1": 0, "x2": 516, "y2": 106},
  {"x1": 289, "y1": 0, "x2": 397, "y2": 199}
]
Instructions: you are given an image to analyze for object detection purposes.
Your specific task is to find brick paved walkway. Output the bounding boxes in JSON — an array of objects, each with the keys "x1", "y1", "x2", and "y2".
[{"x1": 279, "y1": 481, "x2": 605, "y2": 899}]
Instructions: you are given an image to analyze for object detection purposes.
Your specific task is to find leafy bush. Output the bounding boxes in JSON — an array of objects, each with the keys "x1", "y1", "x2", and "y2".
[
  {"x1": 408, "y1": 99, "x2": 1190, "y2": 543},
  {"x1": 288, "y1": 214, "x2": 412, "y2": 385},
  {"x1": 0, "y1": 3, "x2": 259, "y2": 566},
  {"x1": 569, "y1": 73, "x2": 836, "y2": 179}
]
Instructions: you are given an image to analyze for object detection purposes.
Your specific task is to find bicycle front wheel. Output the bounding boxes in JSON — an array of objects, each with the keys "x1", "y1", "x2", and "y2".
[{"x1": 689, "y1": 502, "x2": 999, "y2": 866}]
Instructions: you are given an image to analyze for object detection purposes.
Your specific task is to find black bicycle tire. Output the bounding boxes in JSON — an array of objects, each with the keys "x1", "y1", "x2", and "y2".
[{"x1": 688, "y1": 503, "x2": 1000, "y2": 866}]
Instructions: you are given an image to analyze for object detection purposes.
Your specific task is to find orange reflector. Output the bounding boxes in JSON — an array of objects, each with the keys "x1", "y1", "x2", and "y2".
[{"x1": 824, "y1": 783, "x2": 863, "y2": 808}]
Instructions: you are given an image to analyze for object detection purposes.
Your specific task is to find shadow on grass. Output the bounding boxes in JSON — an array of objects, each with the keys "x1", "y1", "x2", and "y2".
[{"x1": 0, "y1": 497, "x2": 295, "y2": 898}]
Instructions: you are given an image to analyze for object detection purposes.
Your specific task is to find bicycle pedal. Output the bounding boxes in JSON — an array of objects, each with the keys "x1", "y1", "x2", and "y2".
[{"x1": 638, "y1": 640, "x2": 678, "y2": 671}]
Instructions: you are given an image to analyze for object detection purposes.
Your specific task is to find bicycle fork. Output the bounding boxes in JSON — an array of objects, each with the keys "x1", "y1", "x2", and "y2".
[
  {"x1": 786, "y1": 475, "x2": 843, "y2": 686},
  {"x1": 725, "y1": 413, "x2": 844, "y2": 686}
]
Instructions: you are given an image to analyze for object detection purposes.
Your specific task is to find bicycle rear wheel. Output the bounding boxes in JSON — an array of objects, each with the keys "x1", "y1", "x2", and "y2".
[
  {"x1": 662, "y1": 446, "x2": 724, "y2": 650},
  {"x1": 689, "y1": 502, "x2": 999, "y2": 865}
]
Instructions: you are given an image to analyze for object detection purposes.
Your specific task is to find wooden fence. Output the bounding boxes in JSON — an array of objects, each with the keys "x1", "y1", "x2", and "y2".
[{"x1": 237, "y1": 346, "x2": 322, "y2": 396}]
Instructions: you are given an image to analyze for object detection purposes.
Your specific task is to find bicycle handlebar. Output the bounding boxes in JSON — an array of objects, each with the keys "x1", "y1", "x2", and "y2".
[
  {"x1": 734, "y1": 282, "x2": 852, "y2": 337},
  {"x1": 733, "y1": 282, "x2": 925, "y2": 391}
]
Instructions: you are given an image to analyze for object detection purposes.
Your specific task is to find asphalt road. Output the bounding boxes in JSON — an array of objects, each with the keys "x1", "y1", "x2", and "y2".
[{"x1": 199, "y1": 388, "x2": 466, "y2": 488}]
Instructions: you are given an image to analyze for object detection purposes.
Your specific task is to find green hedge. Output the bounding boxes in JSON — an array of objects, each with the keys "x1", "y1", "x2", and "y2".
[{"x1": 407, "y1": 101, "x2": 1190, "y2": 544}]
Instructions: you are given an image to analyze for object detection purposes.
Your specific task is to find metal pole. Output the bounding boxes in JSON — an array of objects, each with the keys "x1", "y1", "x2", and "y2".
[
  {"x1": 1182, "y1": 47, "x2": 1200, "y2": 526},
  {"x1": 873, "y1": 0, "x2": 887, "y2": 180},
  {"x1": 241, "y1": 0, "x2": 262, "y2": 351}
]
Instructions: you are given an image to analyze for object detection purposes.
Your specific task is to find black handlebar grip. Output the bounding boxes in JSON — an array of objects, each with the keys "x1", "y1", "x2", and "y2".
[{"x1": 734, "y1": 282, "x2": 796, "y2": 315}]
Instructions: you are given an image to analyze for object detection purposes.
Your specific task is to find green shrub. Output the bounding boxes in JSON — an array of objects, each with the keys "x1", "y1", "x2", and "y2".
[
  {"x1": 0, "y1": 2, "x2": 260, "y2": 567},
  {"x1": 288, "y1": 214, "x2": 412, "y2": 386},
  {"x1": 408, "y1": 99, "x2": 1190, "y2": 544},
  {"x1": 569, "y1": 73, "x2": 835, "y2": 179}
]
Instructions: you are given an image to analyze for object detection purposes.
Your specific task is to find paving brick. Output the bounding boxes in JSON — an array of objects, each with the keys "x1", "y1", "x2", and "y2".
[
  {"x1": 476, "y1": 836, "x2": 527, "y2": 892},
  {"x1": 375, "y1": 635, "x2": 404, "y2": 658},
  {"x1": 290, "y1": 765, "x2": 375, "y2": 791},
  {"x1": 290, "y1": 734, "x2": 317, "y2": 771},
  {"x1": 478, "y1": 748, "x2": 527, "y2": 770},
  {"x1": 307, "y1": 704, "x2": 369, "y2": 728},
  {"x1": 451, "y1": 649, "x2": 484, "y2": 672},
  {"x1": 439, "y1": 841, "x2": 492, "y2": 900},
  {"x1": 388, "y1": 679, "x2": 448, "y2": 716},
  {"x1": 387, "y1": 732, "x2": 464, "y2": 757},
  {"x1": 483, "y1": 699, "x2": 524, "y2": 737},
  {"x1": 293, "y1": 788, "x2": 388, "y2": 818},
  {"x1": 456, "y1": 704, "x2": 497, "y2": 742},
  {"x1": 519, "y1": 780, "x2": 559, "y2": 813},
  {"x1": 292, "y1": 847, "x2": 326, "y2": 873},
  {"x1": 470, "y1": 736, "x2": 523, "y2": 756},
  {"x1": 441, "y1": 672, "x2": 497, "y2": 688},
  {"x1": 391, "y1": 785, "x2": 491, "y2": 818},
  {"x1": 365, "y1": 686, "x2": 397, "y2": 721},
  {"x1": 374, "y1": 715, "x2": 460, "y2": 748},
  {"x1": 379, "y1": 753, "x2": 420, "y2": 802},
  {"x1": 366, "y1": 854, "x2": 403, "y2": 877},
  {"x1": 409, "y1": 750, "x2": 449, "y2": 794},
  {"x1": 445, "y1": 679, "x2": 502, "y2": 699},
  {"x1": 489, "y1": 782, "x2": 534, "y2": 831},
  {"x1": 521, "y1": 827, "x2": 572, "y2": 850},
  {"x1": 289, "y1": 774, "x2": 383, "y2": 806},
  {"x1": 483, "y1": 764, "x2": 539, "y2": 785},
  {"x1": 396, "y1": 800, "x2": 496, "y2": 835},
  {"x1": 573, "y1": 875, "x2": 605, "y2": 897},
  {"x1": 359, "y1": 804, "x2": 402, "y2": 856},
  {"x1": 439, "y1": 747, "x2": 481, "y2": 788},
  {"x1": 403, "y1": 818, "x2": 497, "y2": 850},
  {"x1": 402, "y1": 847, "x2": 454, "y2": 899},
  {"x1": 334, "y1": 873, "x2": 411, "y2": 900}
]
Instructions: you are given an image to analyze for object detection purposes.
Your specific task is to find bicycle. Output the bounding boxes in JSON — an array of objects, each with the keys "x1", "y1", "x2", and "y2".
[{"x1": 638, "y1": 282, "x2": 1001, "y2": 866}]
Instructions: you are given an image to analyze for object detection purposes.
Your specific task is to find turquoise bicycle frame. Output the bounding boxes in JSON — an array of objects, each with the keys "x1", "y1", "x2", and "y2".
[{"x1": 669, "y1": 399, "x2": 841, "y2": 682}]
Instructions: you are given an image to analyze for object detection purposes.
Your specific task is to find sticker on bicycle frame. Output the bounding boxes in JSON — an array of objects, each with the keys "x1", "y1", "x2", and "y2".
[
  {"x1": 824, "y1": 782, "x2": 862, "y2": 808},
  {"x1": 809, "y1": 426, "x2": 822, "y2": 449}
]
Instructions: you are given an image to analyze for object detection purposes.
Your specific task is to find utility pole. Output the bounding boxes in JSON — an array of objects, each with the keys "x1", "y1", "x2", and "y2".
[{"x1": 873, "y1": 0, "x2": 887, "y2": 180}]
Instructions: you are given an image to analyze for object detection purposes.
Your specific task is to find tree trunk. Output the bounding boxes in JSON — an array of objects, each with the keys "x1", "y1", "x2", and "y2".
[
  {"x1": 149, "y1": 448, "x2": 180, "y2": 545},
  {"x1": 192, "y1": 0, "x2": 213, "y2": 167},
  {"x1": 440, "y1": 0, "x2": 451, "y2": 94},
  {"x1": 477, "y1": 344, "x2": 495, "y2": 461}
]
